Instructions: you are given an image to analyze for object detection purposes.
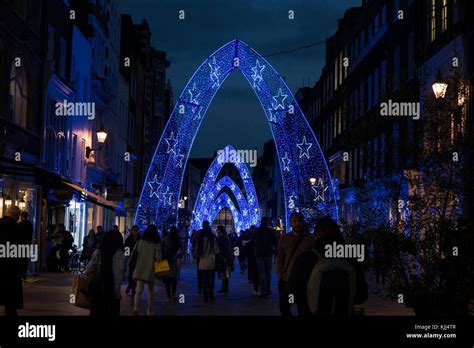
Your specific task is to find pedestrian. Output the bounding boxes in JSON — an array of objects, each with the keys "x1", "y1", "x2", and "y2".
[
  {"x1": 216, "y1": 225, "x2": 234, "y2": 294},
  {"x1": 0, "y1": 206, "x2": 23, "y2": 316},
  {"x1": 276, "y1": 212, "x2": 314, "y2": 316},
  {"x1": 124, "y1": 225, "x2": 140, "y2": 295},
  {"x1": 190, "y1": 228, "x2": 203, "y2": 293},
  {"x1": 247, "y1": 225, "x2": 259, "y2": 295},
  {"x1": 17, "y1": 211, "x2": 34, "y2": 281},
  {"x1": 131, "y1": 225, "x2": 161, "y2": 315},
  {"x1": 95, "y1": 225, "x2": 104, "y2": 248},
  {"x1": 54, "y1": 223, "x2": 73, "y2": 272},
  {"x1": 289, "y1": 217, "x2": 368, "y2": 316},
  {"x1": 254, "y1": 217, "x2": 277, "y2": 298},
  {"x1": 162, "y1": 226, "x2": 181, "y2": 301},
  {"x1": 236, "y1": 230, "x2": 247, "y2": 273},
  {"x1": 81, "y1": 229, "x2": 96, "y2": 262},
  {"x1": 196, "y1": 220, "x2": 219, "y2": 303},
  {"x1": 85, "y1": 229, "x2": 127, "y2": 316}
]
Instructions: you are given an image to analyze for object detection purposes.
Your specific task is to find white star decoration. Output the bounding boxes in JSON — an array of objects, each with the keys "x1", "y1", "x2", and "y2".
[
  {"x1": 272, "y1": 88, "x2": 287, "y2": 110},
  {"x1": 148, "y1": 175, "x2": 162, "y2": 198},
  {"x1": 193, "y1": 106, "x2": 203, "y2": 121},
  {"x1": 176, "y1": 150, "x2": 185, "y2": 168},
  {"x1": 282, "y1": 152, "x2": 291, "y2": 172},
  {"x1": 251, "y1": 59, "x2": 265, "y2": 90},
  {"x1": 288, "y1": 194, "x2": 297, "y2": 209},
  {"x1": 297, "y1": 136, "x2": 312, "y2": 159},
  {"x1": 209, "y1": 56, "x2": 221, "y2": 89},
  {"x1": 267, "y1": 108, "x2": 278, "y2": 123},
  {"x1": 160, "y1": 186, "x2": 173, "y2": 205},
  {"x1": 188, "y1": 83, "x2": 200, "y2": 104},
  {"x1": 165, "y1": 132, "x2": 178, "y2": 154},
  {"x1": 312, "y1": 178, "x2": 328, "y2": 202}
]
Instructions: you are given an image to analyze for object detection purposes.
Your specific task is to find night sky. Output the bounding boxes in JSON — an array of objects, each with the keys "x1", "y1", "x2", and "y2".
[{"x1": 121, "y1": 0, "x2": 360, "y2": 158}]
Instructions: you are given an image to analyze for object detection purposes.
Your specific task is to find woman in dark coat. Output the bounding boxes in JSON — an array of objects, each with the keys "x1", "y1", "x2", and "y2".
[
  {"x1": 162, "y1": 226, "x2": 181, "y2": 301},
  {"x1": 216, "y1": 225, "x2": 234, "y2": 294}
]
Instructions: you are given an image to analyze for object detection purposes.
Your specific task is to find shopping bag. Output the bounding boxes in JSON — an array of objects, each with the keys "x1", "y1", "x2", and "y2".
[
  {"x1": 72, "y1": 275, "x2": 90, "y2": 309},
  {"x1": 154, "y1": 259, "x2": 170, "y2": 277}
]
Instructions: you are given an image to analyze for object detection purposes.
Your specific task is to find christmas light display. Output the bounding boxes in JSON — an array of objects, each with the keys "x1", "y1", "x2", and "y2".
[
  {"x1": 206, "y1": 193, "x2": 246, "y2": 233},
  {"x1": 191, "y1": 175, "x2": 253, "y2": 231},
  {"x1": 135, "y1": 39, "x2": 337, "y2": 232},
  {"x1": 190, "y1": 145, "x2": 260, "y2": 231}
]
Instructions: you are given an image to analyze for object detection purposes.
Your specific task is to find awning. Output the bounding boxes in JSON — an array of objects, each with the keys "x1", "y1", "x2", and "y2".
[{"x1": 63, "y1": 181, "x2": 125, "y2": 214}]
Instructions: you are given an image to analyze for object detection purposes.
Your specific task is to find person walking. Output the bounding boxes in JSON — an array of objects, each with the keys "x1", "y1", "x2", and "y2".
[
  {"x1": 190, "y1": 228, "x2": 203, "y2": 293},
  {"x1": 0, "y1": 206, "x2": 23, "y2": 316},
  {"x1": 254, "y1": 217, "x2": 277, "y2": 298},
  {"x1": 276, "y1": 212, "x2": 314, "y2": 316},
  {"x1": 132, "y1": 225, "x2": 161, "y2": 315},
  {"x1": 216, "y1": 225, "x2": 234, "y2": 294},
  {"x1": 247, "y1": 226, "x2": 259, "y2": 295},
  {"x1": 196, "y1": 221, "x2": 219, "y2": 303},
  {"x1": 82, "y1": 229, "x2": 96, "y2": 262},
  {"x1": 289, "y1": 217, "x2": 368, "y2": 316},
  {"x1": 85, "y1": 229, "x2": 127, "y2": 317},
  {"x1": 124, "y1": 225, "x2": 140, "y2": 295},
  {"x1": 236, "y1": 230, "x2": 247, "y2": 273},
  {"x1": 17, "y1": 211, "x2": 34, "y2": 281},
  {"x1": 162, "y1": 226, "x2": 181, "y2": 301},
  {"x1": 95, "y1": 225, "x2": 105, "y2": 248}
]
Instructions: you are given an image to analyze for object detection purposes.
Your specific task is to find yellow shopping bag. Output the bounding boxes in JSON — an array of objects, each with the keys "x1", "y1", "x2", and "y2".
[{"x1": 154, "y1": 259, "x2": 170, "y2": 277}]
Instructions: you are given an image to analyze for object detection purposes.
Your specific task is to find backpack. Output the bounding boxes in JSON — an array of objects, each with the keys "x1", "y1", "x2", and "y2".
[{"x1": 307, "y1": 251, "x2": 357, "y2": 316}]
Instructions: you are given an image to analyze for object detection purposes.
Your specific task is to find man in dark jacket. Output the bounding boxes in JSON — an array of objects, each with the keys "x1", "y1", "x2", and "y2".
[
  {"x1": 288, "y1": 216, "x2": 368, "y2": 316},
  {"x1": 17, "y1": 211, "x2": 34, "y2": 280},
  {"x1": 0, "y1": 206, "x2": 23, "y2": 316},
  {"x1": 125, "y1": 225, "x2": 140, "y2": 294},
  {"x1": 254, "y1": 217, "x2": 277, "y2": 298},
  {"x1": 216, "y1": 226, "x2": 234, "y2": 293}
]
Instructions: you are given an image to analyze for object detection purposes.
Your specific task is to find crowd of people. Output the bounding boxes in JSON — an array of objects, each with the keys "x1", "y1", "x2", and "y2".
[{"x1": 1, "y1": 207, "x2": 368, "y2": 317}]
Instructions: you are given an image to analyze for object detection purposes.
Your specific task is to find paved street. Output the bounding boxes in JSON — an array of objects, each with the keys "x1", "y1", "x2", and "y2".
[{"x1": 0, "y1": 260, "x2": 414, "y2": 316}]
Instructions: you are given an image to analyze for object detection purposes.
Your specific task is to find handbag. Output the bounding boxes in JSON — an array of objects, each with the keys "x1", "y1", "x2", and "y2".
[
  {"x1": 154, "y1": 259, "x2": 170, "y2": 277},
  {"x1": 72, "y1": 275, "x2": 90, "y2": 309},
  {"x1": 129, "y1": 241, "x2": 139, "y2": 272}
]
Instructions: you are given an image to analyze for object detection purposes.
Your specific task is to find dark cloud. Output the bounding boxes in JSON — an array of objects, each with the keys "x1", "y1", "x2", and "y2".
[{"x1": 121, "y1": 0, "x2": 360, "y2": 157}]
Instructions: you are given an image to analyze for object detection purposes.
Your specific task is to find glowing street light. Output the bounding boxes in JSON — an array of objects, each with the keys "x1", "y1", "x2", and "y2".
[{"x1": 432, "y1": 70, "x2": 448, "y2": 99}]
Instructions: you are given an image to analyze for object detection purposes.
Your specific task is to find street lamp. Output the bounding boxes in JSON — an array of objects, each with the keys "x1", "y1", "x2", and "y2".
[
  {"x1": 432, "y1": 70, "x2": 448, "y2": 99},
  {"x1": 86, "y1": 124, "x2": 108, "y2": 159},
  {"x1": 96, "y1": 123, "x2": 108, "y2": 144}
]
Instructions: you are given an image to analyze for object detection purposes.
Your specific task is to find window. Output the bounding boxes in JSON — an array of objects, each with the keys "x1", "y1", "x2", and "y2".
[
  {"x1": 430, "y1": 0, "x2": 437, "y2": 42},
  {"x1": 334, "y1": 57, "x2": 339, "y2": 90},
  {"x1": 442, "y1": 0, "x2": 448, "y2": 32},
  {"x1": 9, "y1": 63, "x2": 28, "y2": 128}
]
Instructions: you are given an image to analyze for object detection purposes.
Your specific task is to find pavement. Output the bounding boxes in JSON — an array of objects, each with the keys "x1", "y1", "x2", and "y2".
[{"x1": 0, "y1": 261, "x2": 414, "y2": 316}]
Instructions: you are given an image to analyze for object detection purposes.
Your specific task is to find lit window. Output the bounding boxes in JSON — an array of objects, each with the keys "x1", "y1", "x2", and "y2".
[
  {"x1": 9, "y1": 63, "x2": 28, "y2": 128},
  {"x1": 442, "y1": 0, "x2": 448, "y2": 32},
  {"x1": 430, "y1": 0, "x2": 437, "y2": 42}
]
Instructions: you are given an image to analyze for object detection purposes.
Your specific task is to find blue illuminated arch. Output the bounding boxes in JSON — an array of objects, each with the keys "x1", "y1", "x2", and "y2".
[
  {"x1": 135, "y1": 39, "x2": 337, "y2": 231},
  {"x1": 192, "y1": 175, "x2": 252, "y2": 231},
  {"x1": 190, "y1": 146, "x2": 259, "y2": 230},
  {"x1": 207, "y1": 193, "x2": 245, "y2": 232}
]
